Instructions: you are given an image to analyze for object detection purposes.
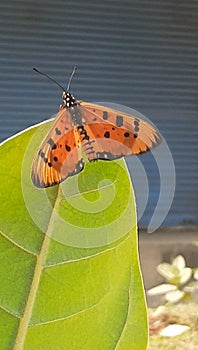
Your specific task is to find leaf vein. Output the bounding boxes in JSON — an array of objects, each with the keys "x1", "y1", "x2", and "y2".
[
  {"x1": 29, "y1": 287, "x2": 111, "y2": 327},
  {"x1": 44, "y1": 233, "x2": 130, "y2": 268},
  {"x1": 0, "y1": 230, "x2": 37, "y2": 256}
]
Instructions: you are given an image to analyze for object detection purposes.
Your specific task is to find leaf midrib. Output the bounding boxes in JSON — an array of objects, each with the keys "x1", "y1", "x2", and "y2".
[{"x1": 13, "y1": 187, "x2": 62, "y2": 350}]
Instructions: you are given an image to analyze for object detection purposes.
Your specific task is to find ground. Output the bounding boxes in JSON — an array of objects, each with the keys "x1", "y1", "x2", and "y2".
[{"x1": 148, "y1": 302, "x2": 198, "y2": 350}]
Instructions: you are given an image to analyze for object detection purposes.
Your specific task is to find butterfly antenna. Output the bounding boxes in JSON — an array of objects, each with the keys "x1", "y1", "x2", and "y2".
[
  {"x1": 66, "y1": 66, "x2": 77, "y2": 92},
  {"x1": 33, "y1": 67, "x2": 65, "y2": 91}
]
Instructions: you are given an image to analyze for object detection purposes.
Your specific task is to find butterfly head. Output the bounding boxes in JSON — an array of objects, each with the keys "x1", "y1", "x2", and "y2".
[{"x1": 61, "y1": 90, "x2": 77, "y2": 108}]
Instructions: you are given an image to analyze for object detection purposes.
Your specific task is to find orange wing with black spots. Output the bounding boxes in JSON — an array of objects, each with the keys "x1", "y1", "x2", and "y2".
[
  {"x1": 32, "y1": 107, "x2": 84, "y2": 187},
  {"x1": 32, "y1": 90, "x2": 162, "y2": 188},
  {"x1": 79, "y1": 102, "x2": 162, "y2": 161}
]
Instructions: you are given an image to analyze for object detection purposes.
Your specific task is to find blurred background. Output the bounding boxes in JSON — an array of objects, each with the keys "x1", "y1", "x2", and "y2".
[{"x1": 0, "y1": 0, "x2": 197, "y2": 236}]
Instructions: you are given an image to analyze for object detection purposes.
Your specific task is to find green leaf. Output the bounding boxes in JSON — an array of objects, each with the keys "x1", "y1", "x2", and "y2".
[{"x1": 0, "y1": 121, "x2": 148, "y2": 350}]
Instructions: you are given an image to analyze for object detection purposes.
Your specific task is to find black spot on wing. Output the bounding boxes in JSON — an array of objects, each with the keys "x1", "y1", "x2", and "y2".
[
  {"x1": 134, "y1": 119, "x2": 140, "y2": 133},
  {"x1": 104, "y1": 131, "x2": 110, "y2": 138},
  {"x1": 116, "y1": 115, "x2": 123, "y2": 127},
  {"x1": 47, "y1": 138, "x2": 56, "y2": 150},
  {"x1": 103, "y1": 111, "x2": 108, "y2": 120},
  {"x1": 134, "y1": 119, "x2": 139, "y2": 126},
  {"x1": 38, "y1": 149, "x2": 48, "y2": 163},
  {"x1": 65, "y1": 144, "x2": 71, "y2": 152},
  {"x1": 55, "y1": 127, "x2": 62, "y2": 135}
]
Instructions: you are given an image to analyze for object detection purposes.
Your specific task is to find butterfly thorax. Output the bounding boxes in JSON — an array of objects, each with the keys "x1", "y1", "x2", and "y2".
[
  {"x1": 61, "y1": 91, "x2": 77, "y2": 109},
  {"x1": 60, "y1": 90, "x2": 85, "y2": 128}
]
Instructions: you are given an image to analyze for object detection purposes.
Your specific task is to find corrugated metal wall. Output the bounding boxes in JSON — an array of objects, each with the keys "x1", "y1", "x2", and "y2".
[{"x1": 0, "y1": 0, "x2": 197, "y2": 227}]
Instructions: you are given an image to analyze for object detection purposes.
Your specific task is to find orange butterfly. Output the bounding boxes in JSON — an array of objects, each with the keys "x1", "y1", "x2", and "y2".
[{"x1": 32, "y1": 68, "x2": 162, "y2": 188}]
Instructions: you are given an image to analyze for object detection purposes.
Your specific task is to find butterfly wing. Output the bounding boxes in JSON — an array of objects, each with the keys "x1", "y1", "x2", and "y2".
[
  {"x1": 78, "y1": 102, "x2": 162, "y2": 161},
  {"x1": 32, "y1": 108, "x2": 84, "y2": 187},
  {"x1": 32, "y1": 100, "x2": 162, "y2": 187}
]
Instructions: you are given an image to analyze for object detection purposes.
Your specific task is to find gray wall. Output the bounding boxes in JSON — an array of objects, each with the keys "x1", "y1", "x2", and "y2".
[{"x1": 0, "y1": 0, "x2": 197, "y2": 227}]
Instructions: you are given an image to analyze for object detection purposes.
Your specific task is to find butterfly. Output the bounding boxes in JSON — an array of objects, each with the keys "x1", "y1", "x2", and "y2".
[{"x1": 32, "y1": 68, "x2": 162, "y2": 188}]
